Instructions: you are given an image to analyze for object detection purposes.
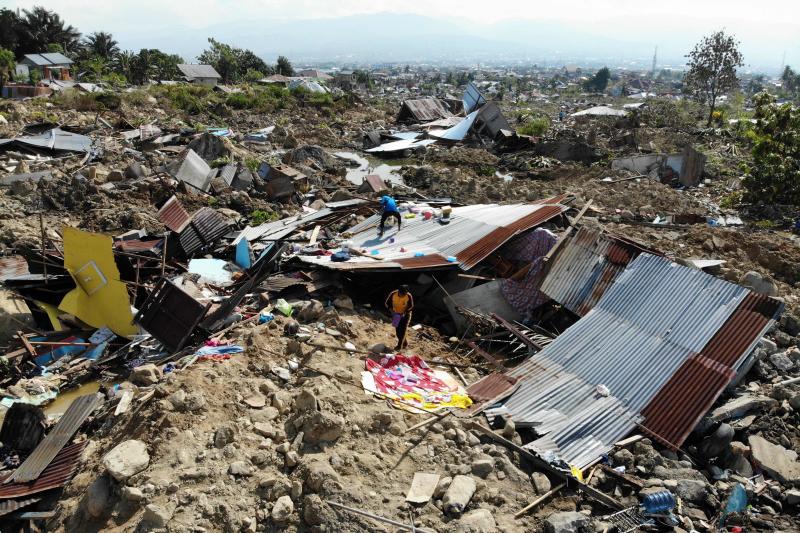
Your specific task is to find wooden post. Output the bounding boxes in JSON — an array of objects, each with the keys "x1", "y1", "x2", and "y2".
[{"x1": 39, "y1": 212, "x2": 47, "y2": 284}]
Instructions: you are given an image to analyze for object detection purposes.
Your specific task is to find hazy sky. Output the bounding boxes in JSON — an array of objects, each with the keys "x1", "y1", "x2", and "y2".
[{"x1": 5, "y1": 0, "x2": 799, "y2": 68}]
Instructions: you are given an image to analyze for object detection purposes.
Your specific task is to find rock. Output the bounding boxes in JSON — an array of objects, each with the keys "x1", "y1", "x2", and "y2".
[
  {"x1": 749, "y1": 435, "x2": 800, "y2": 485},
  {"x1": 303, "y1": 461, "x2": 340, "y2": 494},
  {"x1": 272, "y1": 390, "x2": 293, "y2": 414},
  {"x1": 214, "y1": 425, "x2": 236, "y2": 448},
  {"x1": 728, "y1": 454, "x2": 754, "y2": 477},
  {"x1": 620, "y1": 209, "x2": 635, "y2": 221},
  {"x1": 298, "y1": 299, "x2": 324, "y2": 322},
  {"x1": 167, "y1": 389, "x2": 205, "y2": 412},
  {"x1": 699, "y1": 423, "x2": 734, "y2": 459},
  {"x1": 780, "y1": 314, "x2": 800, "y2": 336},
  {"x1": 759, "y1": 338, "x2": 778, "y2": 355},
  {"x1": 85, "y1": 475, "x2": 111, "y2": 518},
  {"x1": 501, "y1": 419, "x2": 516, "y2": 438},
  {"x1": 740, "y1": 271, "x2": 778, "y2": 296},
  {"x1": 254, "y1": 422, "x2": 278, "y2": 439},
  {"x1": 106, "y1": 170, "x2": 125, "y2": 182},
  {"x1": 243, "y1": 394, "x2": 267, "y2": 408},
  {"x1": 272, "y1": 495, "x2": 294, "y2": 522},
  {"x1": 790, "y1": 394, "x2": 800, "y2": 411},
  {"x1": 769, "y1": 353, "x2": 795, "y2": 372},
  {"x1": 295, "y1": 389, "x2": 318, "y2": 412},
  {"x1": 676, "y1": 479, "x2": 706, "y2": 503},
  {"x1": 333, "y1": 295, "x2": 354, "y2": 310},
  {"x1": 531, "y1": 472, "x2": 552, "y2": 495},
  {"x1": 709, "y1": 395, "x2": 777, "y2": 422},
  {"x1": 309, "y1": 198, "x2": 326, "y2": 210},
  {"x1": 124, "y1": 162, "x2": 148, "y2": 179},
  {"x1": 285, "y1": 451, "x2": 299, "y2": 468},
  {"x1": 122, "y1": 486, "x2": 144, "y2": 503},
  {"x1": 301, "y1": 410, "x2": 345, "y2": 444},
  {"x1": 434, "y1": 476, "x2": 452, "y2": 498},
  {"x1": 471, "y1": 457, "x2": 495, "y2": 478},
  {"x1": 187, "y1": 132, "x2": 229, "y2": 161},
  {"x1": 229, "y1": 461, "x2": 253, "y2": 476},
  {"x1": 458, "y1": 508, "x2": 497, "y2": 532},
  {"x1": 303, "y1": 494, "x2": 329, "y2": 526},
  {"x1": 370, "y1": 342, "x2": 387, "y2": 354},
  {"x1": 130, "y1": 363, "x2": 161, "y2": 386},
  {"x1": 544, "y1": 511, "x2": 590, "y2": 533},
  {"x1": 330, "y1": 189, "x2": 353, "y2": 202},
  {"x1": 141, "y1": 503, "x2": 172, "y2": 529},
  {"x1": 442, "y1": 475, "x2": 476, "y2": 515},
  {"x1": 283, "y1": 320, "x2": 300, "y2": 335},
  {"x1": 103, "y1": 440, "x2": 150, "y2": 481},
  {"x1": 786, "y1": 489, "x2": 800, "y2": 506}
]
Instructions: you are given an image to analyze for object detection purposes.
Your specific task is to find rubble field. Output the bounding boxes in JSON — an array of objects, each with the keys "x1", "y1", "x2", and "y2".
[{"x1": 0, "y1": 83, "x2": 798, "y2": 533}]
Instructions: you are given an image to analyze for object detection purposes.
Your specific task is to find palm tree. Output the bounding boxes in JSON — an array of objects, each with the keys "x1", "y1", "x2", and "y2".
[
  {"x1": 19, "y1": 7, "x2": 81, "y2": 55},
  {"x1": 112, "y1": 50, "x2": 135, "y2": 81},
  {"x1": 85, "y1": 32, "x2": 119, "y2": 60}
]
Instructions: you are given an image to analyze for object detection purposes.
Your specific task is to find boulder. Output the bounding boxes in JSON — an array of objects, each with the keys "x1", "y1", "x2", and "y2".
[
  {"x1": 531, "y1": 472, "x2": 552, "y2": 495},
  {"x1": 141, "y1": 503, "x2": 172, "y2": 529},
  {"x1": 769, "y1": 353, "x2": 795, "y2": 372},
  {"x1": 544, "y1": 511, "x2": 590, "y2": 533},
  {"x1": 214, "y1": 425, "x2": 236, "y2": 448},
  {"x1": 85, "y1": 475, "x2": 111, "y2": 518},
  {"x1": 699, "y1": 423, "x2": 734, "y2": 459},
  {"x1": 303, "y1": 461, "x2": 340, "y2": 493},
  {"x1": 442, "y1": 475, "x2": 476, "y2": 515},
  {"x1": 129, "y1": 364, "x2": 161, "y2": 386},
  {"x1": 676, "y1": 479, "x2": 706, "y2": 503},
  {"x1": 187, "y1": 132, "x2": 229, "y2": 161},
  {"x1": 103, "y1": 440, "x2": 150, "y2": 481},
  {"x1": 749, "y1": 435, "x2": 800, "y2": 485},
  {"x1": 298, "y1": 299, "x2": 324, "y2": 322},
  {"x1": 333, "y1": 295, "x2": 354, "y2": 310},
  {"x1": 471, "y1": 457, "x2": 494, "y2": 478},
  {"x1": 301, "y1": 410, "x2": 344, "y2": 444},
  {"x1": 709, "y1": 395, "x2": 776, "y2": 422},
  {"x1": 740, "y1": 271, "x2": 778, "y2": 296},
  {"x1": 458, "y1": 508, "x2": 497, "y2": 532},
  {"x1": 272, "y1": 495, "x2": 294, "y2": 522}
]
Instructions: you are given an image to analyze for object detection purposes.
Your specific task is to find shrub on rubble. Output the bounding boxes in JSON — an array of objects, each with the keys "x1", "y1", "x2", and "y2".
[
  {"x1": 517, "y1": 117, "x2": 549, "y2": 137},
  {"x1": 52, "y1": 89, "x2": 99, "y2": 111}
]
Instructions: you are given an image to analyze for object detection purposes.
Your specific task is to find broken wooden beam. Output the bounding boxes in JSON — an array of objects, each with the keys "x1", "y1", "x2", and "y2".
[{"x1": 514, "y1": 482, "x2": 565, "y2": 518}]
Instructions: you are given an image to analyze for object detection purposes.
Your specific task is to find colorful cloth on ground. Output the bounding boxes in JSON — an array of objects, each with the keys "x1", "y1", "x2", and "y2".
[
  {"x1": 363, "y1": 354, "x2": 472, "y2": 412},
  {"x1": 500, "y1": 228, "x2": 558, "y2": 316},
  {"x1": 195, "y1": 344, "x2": 244, "y2": 362}
]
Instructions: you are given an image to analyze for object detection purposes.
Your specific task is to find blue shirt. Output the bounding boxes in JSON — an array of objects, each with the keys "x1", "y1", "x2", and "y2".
[{"x1": 380, "y1": 196, "x2": 398, "y2": 213}]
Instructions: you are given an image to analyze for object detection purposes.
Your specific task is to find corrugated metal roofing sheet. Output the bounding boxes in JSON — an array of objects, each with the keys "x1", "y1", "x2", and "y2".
[
  {"x1": 489, "y1": 253, "x2": 753, "y2": 468},
  {"x1": 0, "y1": 497, "x2": 40, "y2": 517},
  {"x1": 640, "y1": 292, "x2": 782, "y2": 448},
  {"x1": 179, "y1": 208, "x2": 231, "y2": 256},
  {"x1": 177, "y1": 64, "x2": 221, "y2": 79},
  {"x1": 4, "y1": 394, "x2": 100, "y2": 484},
  {"x1": 541, "y1": 227, "x2": 659, "y2": 316},
  {"x1": 399, "y1": 98, "x2": 453, "y2": 122},
  {"x1": 299, "y1": 203, "x2": 567, "y2": 272},
  {"x1": 157, "y1": 196, "x2": 192, "y2": 233},
  {"x1": 0, "y1": 441, "x2": 87, "y2": 499}
]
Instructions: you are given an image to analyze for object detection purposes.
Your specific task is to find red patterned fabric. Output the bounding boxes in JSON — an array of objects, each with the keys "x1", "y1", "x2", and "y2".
[{"x1": 500, "y1": 228, "x2": 557, "y2": 316}]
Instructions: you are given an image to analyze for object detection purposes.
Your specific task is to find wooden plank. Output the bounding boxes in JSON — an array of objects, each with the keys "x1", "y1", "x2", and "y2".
[
  {"x1": 472, "y1": 423, "x2": 624, "y2": 510},
  {"x1": 114, "y1": 389, "x2": 134, "y2": 416},
  {"x1": 308, "y1": 225, "x2": 321, "y2": 245},
  {"x1": 514, "y1": 483, "x2": 565, "y2": 518}
]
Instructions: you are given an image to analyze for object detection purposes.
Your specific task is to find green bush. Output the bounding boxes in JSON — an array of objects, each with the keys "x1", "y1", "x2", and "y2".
[
  {"x1": 250, "y1": 209, "x2": 277, "y2": 224},
  {"x1": 517, "y1": 117, "x2": 550, "y2": 137},
  {"x1": 52, "y1": 89, "x2": 99, "y2": 111}
]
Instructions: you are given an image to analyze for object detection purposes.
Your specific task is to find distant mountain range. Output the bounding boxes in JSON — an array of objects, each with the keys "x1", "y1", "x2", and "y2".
[{"x1": 113, "y1": 12, "x2": 787, "y2": 72}]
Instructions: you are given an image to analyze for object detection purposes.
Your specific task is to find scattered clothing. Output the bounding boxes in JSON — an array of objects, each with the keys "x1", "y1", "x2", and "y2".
[{"x1": 362, "y1": 354, "x2": 472, "y2": 412}]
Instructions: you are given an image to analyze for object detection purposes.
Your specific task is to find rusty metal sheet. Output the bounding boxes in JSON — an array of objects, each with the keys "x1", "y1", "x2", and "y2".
[
  {"x1": 157, "y1": 195, "x2": 191, "y2": 233},
  {"x1": 4, "y1": 394, "x2": 100, "y2": 484},
  {"x1": 640, "y1": 292, "x2": 783, "y2": 448},
  {"x1": 0, "y1": 441, "x2": 87, "y2": 499},
  {"x1": 179, "y1": 207, "x2": 231, "y2": 257},
  {"x1": 0, "y1": 255, "x2": 30, "y2": 281},
  {"x1": 0, "y1": 497, "x2": 40, "y2": 517}
]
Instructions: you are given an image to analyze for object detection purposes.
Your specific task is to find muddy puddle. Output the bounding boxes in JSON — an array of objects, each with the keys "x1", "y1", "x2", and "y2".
[
  {"x1": 44, "y1": 380, "x2": 102, "y2": 416},
  {"x1": 334, "y1": 151, "x2": 409, "y2": 186}
]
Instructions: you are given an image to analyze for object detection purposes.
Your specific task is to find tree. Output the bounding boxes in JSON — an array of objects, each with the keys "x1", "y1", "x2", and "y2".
[
  {"x1": 583, "y1": 67, "x2": 610, "y2": 93},
  {"x1": 782, "y1": 66, "x2": 799, "y2": 94},
  {"x1": 17, "y1": 7, "x2": 81, "y2": 56},
  {"x1": 276, "y1": 55, "x2": 294, "y2": 77},
  {"x1": 84, "y1": 31, "x2": 118, "y2": 60},
  {"x1": 742, "y1": 93, "x2": 800, "y2": 205},
  {"x1": 683, "y1": 30, "x2": 744, "y2": 126},
  {"x1": 112, "y1": 50, "x2": 135, "y2": 81},
  {"x1": 0, "y1": 9, "x2": 22, "y2": 52},
  {"x1": 0, "y1": 48, "x2": 15, "y2": 95}
]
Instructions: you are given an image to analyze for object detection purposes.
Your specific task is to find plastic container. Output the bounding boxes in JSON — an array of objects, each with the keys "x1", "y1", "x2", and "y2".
[{"x1": 642, "y1": 491, "x2": 676, "y2": 513}]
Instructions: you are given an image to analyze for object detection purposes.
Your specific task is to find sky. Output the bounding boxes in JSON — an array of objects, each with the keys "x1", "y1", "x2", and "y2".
[{"x1": 4, "y1": 0, "x2": 799, "y2": 70}]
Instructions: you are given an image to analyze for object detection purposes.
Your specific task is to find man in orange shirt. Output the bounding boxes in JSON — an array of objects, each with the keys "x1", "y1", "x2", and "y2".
[{"x1": 385, "y1": 285, "x2": 414, "y2": 351}]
